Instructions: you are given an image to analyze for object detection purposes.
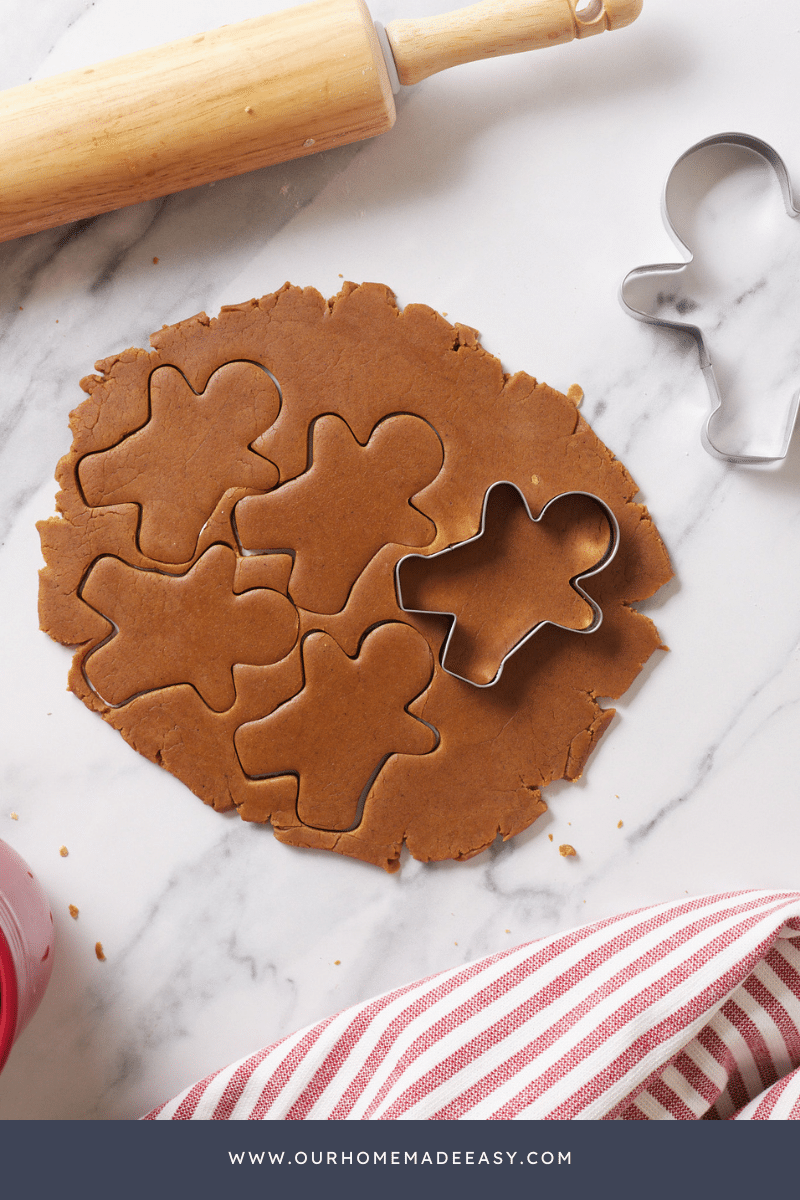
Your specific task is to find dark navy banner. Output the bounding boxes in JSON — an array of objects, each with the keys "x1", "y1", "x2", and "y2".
[{"x1": 0, "y1": 1119, "x2": 795, "y2": 1200}]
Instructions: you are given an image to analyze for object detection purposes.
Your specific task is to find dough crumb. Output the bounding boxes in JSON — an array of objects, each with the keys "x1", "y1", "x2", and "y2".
[
  {"x1": 59, "y1": 845, "x2": 69, "y2": 857},
  {"x1": 69, "y1": 904, "x2": 79, "y2": 919},
  {"x1": 334, "y1": 959, "x2": 341, "y2": 965},
  {"x1": 559, "y1": 843, "x2": 577, "y2": 857},
  {"x1": 10, "y1": 811, "x2": 18, "y2": 820},
  {"x1": 548, "y1": 833, "x2": 553, "y2": 842},
  {"x1": 152, "y1": 256, "x2": 159, "y2": 264},
  {"x1": 95, "y1": 942, "x2": 106, "y2": 961},
  {"x1": 617, "y1": 819, "x2": 623, "y2": 828}
]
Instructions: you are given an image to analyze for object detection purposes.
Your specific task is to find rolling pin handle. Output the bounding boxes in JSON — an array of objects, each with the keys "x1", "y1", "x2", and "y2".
[
  {"x1": 385, "y1": 0, "x2": 644, "y2": 87},
  {"x1": 574, "y1": 0, "x2": 643, "y2": 37}
]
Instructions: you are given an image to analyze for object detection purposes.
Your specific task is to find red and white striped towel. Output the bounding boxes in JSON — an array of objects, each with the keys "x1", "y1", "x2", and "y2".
[{"x1": 145, "y1": 890, "x2": 800, "y2": 1120}]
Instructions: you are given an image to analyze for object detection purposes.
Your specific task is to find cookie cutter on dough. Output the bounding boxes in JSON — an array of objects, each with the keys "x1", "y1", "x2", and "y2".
[
  {"x1": 621, "y1": 133, "x2": 800, "y2": 464},
  {"x1": 394, "y1": 483, "x2": 620, "y2": 688}
]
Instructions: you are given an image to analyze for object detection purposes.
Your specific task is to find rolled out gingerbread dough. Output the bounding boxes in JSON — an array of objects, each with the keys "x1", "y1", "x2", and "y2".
[{"x1": 38, "y1": 282, "x2": 672, "y2": 871}]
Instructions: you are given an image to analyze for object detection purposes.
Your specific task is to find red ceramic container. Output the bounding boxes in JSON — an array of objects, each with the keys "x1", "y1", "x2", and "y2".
[{"x1": 0, "y1": 838, "x2": 55, "y2": 1072}]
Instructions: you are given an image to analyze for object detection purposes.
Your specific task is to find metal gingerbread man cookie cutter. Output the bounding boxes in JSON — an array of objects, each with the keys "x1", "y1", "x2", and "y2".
[
  {"x1": 395, "y1": 482, "x2": 620, "y2": 688},
  {"x1": 621, "y1": 133, "x2": 800, "y2": 464}
]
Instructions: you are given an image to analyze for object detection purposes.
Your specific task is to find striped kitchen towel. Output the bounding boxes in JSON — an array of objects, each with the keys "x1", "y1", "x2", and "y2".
[{"x1": 145, "y1": 890, "x2": 800, "y2": 1120}]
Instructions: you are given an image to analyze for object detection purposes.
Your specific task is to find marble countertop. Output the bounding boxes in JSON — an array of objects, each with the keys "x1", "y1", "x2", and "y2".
[{"x1": 2, "y1": 0, "x2": 799, "y2": 1120}]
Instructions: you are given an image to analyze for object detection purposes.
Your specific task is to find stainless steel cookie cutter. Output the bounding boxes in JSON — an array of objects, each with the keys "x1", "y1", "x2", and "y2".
[
  {"x1": 394, "y1": 482, "x2": 620, "y2": 688},
  {"x1": 621, "y1": 133, "x2": 800, "y2": 464}
]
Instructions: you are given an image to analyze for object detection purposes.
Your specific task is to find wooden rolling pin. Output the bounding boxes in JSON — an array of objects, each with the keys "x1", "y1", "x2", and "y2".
[{"x1": 0, "y1": 0, "x2": 642, "y2": 243}]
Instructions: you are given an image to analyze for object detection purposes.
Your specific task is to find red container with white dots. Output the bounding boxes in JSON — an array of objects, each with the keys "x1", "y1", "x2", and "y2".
[{"x1": 0, "y1": 838, "x2": 54, "y2": 1072}]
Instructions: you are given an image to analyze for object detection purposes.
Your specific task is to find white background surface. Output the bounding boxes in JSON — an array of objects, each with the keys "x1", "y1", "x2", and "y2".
[{"x1": 1, "y1": 0, "x2": 799, "y2": 1118}]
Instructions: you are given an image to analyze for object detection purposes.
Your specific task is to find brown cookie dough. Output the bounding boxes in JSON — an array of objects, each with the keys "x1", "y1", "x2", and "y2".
[
  {"x1": 397, "y1": 486, "x2": 613, "y2": 686},
  {"x1": 38, "y1": 281, "x2": 672, "y2": 871},
  {"x1": 78, "y1": 361, "x2": 280, "y2": 564},
  {"x1": 81, "y1": 544, "x2": 298, "y2": 711},
  {"x1": 236, "y1": 413, "x2": 443, "y2": 614},
  {"x1": 236, "y1": 622, "x2": 436, "y2": 831}
]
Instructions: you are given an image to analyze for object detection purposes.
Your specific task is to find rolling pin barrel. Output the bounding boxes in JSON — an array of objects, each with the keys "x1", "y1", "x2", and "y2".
[
  {"x1": 0, "y1": 0, "x2": 395, "y2": 243},
  {"x1": 0, "y1": 0, "x2": 642, "y2": 243}
]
